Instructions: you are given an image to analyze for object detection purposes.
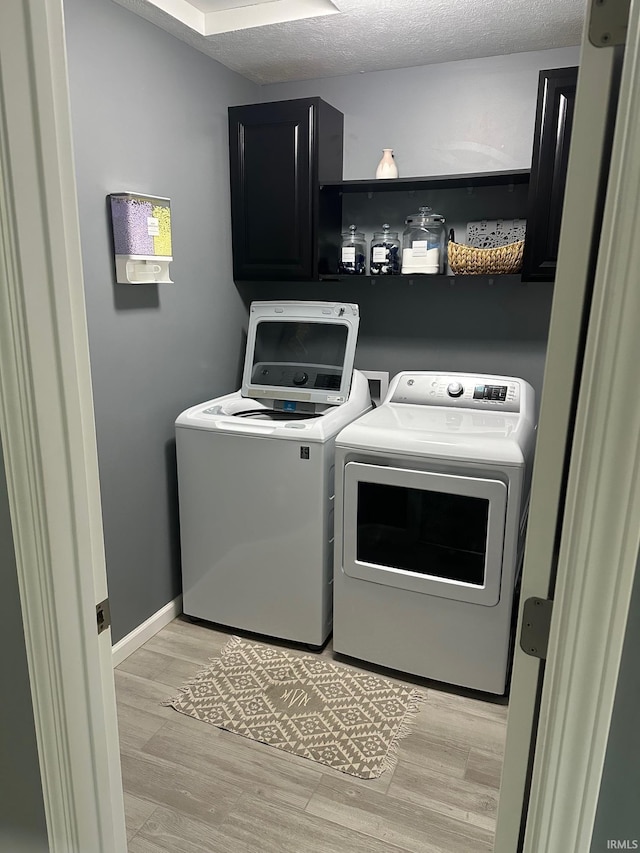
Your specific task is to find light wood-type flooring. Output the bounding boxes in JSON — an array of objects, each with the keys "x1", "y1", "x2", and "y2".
[{"x1": 115, "y1": 616, "x2": 508, "y2": 853}]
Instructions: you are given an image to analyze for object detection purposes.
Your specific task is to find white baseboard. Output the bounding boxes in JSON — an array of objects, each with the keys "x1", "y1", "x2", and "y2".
[{"x1": 112, "y1": 595, "x2": 183, "y2": 667}]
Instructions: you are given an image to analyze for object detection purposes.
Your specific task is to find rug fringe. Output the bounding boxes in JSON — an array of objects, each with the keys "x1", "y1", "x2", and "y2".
[
  {"x1": 377, "y1": 687, "x2": 427, "y2": 778},
  {"x1": 160, "y1": 636, "x2": 244, "y2": 707},
  {"x1": 161, "y1": 681, "x2": 196, "y2": 706},
  {"x1": 219, "y1": 635, "x2": 244, "y2": 657}
]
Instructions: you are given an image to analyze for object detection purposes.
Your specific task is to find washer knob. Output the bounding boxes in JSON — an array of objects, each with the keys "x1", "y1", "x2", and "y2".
[
  {"x1": 447, "y1": 381, "x2": 464, "y2": 398},
  {"x1": 292, "y1": 371, "x2": 309, "y2": 386}
]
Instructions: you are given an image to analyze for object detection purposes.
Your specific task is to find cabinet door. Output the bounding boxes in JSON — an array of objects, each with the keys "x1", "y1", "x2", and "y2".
[
  {"x1": 229, "y1": 100, "x2": 314, "y2": 280},
  {"x1": 522, "y1": 67, "x2": 578, "y2": 282}
]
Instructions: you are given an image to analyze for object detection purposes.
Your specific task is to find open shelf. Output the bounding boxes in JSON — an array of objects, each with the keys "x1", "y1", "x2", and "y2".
[
  {"x1": 317, "y1": 170, "x2": 531, "y2": 281},
  {"x1": 319, "y1": 170, "x2": 530, "y2": 194},
  {"x1": 317, "y1": 273, "x2": 525, "y2": 284}
]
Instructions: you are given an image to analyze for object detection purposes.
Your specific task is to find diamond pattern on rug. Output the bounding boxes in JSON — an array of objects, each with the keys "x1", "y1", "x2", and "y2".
[{"x1": 163, "y1": 637, "x2": 425, "y2": 779}]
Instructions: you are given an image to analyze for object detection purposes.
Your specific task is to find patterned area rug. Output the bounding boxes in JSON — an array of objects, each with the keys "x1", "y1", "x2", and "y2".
[{"x1": 164, "y1": 637, "x2": 425, "y2": 779}]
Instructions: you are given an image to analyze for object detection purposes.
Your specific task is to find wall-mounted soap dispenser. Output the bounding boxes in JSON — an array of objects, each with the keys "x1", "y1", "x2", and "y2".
[{"x1": 109, "y1": 192, "x2": 173, "y2": 284}]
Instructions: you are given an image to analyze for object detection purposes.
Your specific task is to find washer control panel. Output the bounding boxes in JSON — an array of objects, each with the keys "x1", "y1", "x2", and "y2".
[{"x1": 390, "y1": 373, "x2": 521, "y2": 412}]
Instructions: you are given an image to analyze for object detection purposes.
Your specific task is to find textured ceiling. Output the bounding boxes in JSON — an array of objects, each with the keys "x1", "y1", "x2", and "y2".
[{"x1": 113, "y1": 0, "x2": 585, "y2": 85}]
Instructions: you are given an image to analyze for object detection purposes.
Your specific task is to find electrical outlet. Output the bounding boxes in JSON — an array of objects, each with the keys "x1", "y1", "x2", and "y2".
[{"x1": 360, "y1": 370, "x2": 389, "y2": 406}]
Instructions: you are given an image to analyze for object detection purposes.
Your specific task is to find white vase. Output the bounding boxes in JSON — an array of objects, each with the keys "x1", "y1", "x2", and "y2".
[{"x1": 375, "y1": 149, "x2": 398, "y2": 179}]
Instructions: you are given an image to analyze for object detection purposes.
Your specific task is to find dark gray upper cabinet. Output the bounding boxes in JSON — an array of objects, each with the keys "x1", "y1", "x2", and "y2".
[
  {"x1": 228, "y1": 98, "x2": 344, "y2": 281},
  {"x1": 521, "y1": 66, "x2": 578, "y2": 282}
]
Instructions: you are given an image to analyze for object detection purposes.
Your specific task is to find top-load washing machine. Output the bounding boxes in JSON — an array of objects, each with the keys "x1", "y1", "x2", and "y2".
[
  {"x1": 176, "y1": 301, "x2": 371, "y2": 647},
  {"x1": 333, "y1": 371, "x2": 536, "y2": 693}
]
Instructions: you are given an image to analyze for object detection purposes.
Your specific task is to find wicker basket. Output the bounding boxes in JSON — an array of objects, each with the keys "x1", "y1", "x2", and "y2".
[{"x1": 448, "y1": 239, "x2": 524, "y2": 275}]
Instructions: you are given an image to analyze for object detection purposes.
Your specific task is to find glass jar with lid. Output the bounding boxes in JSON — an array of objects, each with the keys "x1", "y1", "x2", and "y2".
[
  {"x1": 370, "y1": 224, "x2": 401, "y2": 275},
  {"x1": 338, "y1": 225, "x2": 366, "y2": 275},
  {"x1": 401, "y1": 207, "x2": 446, "y2": 274}
]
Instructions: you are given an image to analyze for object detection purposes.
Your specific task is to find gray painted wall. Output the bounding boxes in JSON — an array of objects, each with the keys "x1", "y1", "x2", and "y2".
[
  {"x1": 0, "y1": 441, "x2": 49, "y2": 853},
  {"x1": 249, "y1": 47, "x2": 581, "y2": 404},
  {"x1": 64, "y1": 0, "x2": 259, "y2": 642},
  {"x1": 262, "y1": 47, "x2": 581, "y2": 179},
  {"x1": 590, "y1": 556, "x2": 640, "y2": 851},
  {"x1": 238, "y1": 276, "x2": 554, "y2": 408}
]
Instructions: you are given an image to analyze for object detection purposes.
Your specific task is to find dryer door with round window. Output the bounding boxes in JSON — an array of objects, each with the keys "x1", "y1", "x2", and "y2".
[{"x1": 342, "y1": 462, "x2": 507, "y2": 606}]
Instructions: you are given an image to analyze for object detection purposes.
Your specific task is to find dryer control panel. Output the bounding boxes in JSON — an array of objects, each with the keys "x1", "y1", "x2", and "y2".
[{"x1": 389, "y1": 372, "x2": 522, "y2": 413}]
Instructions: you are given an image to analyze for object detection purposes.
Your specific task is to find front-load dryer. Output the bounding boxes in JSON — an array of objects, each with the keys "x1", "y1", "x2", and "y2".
[
  {"x1": 333, "y1": 371, "x2": 536, "y2": 693},
  {"x1": 176, "y1": 301, "x2": 371, "y2": 647}
]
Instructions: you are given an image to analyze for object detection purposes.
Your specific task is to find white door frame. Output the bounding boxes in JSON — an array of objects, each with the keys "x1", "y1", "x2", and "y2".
[
  {"x1": 0, "y1": 1, "x2": 126, "y2": 851},
  {"x1": 497, "y1": 1, "x2": 640, "y2": 849},
  {"x1": 522, "y1": 1, "x2": 640, "y2": 847},
  {"x1": 1, "y1": 1, "x2": 639, "y2": 852},
  {"x1": 493, "y1": 14, "x2": 622, "y2": 852}
]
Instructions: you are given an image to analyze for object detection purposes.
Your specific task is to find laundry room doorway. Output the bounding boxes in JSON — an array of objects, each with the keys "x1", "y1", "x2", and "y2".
[
  {"x1": 2, "y1": 1, "x2": 640, "y2": 851},
  {"x1": 0, "y1": 1, "x2": 127, "y2": 850}
]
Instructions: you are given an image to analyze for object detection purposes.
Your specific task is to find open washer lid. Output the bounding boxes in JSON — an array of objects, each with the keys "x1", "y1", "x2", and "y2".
[{"x1": 241, "y1": 301, "x2": 360, "y2": 408}]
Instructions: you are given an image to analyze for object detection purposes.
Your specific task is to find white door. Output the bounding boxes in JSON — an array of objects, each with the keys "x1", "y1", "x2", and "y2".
[
  {"x1": 0, "y1": 1, "x2": 126, "y2": 851},
  {"x1": 495, "y1": 2, "x2": 640, "y2": 850}
]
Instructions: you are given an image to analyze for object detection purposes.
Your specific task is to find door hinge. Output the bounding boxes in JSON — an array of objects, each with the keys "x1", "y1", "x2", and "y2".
[
  {"x1": 520, "y1": 597, "x2": 553, "y2": 660},
  {"x1": 96, "y1": 598, "x2": 111, "y2": 635},
  {"x1": 589, "y1": 0, "x2": 630, "y2": 47}
]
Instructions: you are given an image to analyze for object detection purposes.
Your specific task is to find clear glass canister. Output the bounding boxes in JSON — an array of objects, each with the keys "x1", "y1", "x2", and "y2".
[
  {"x1": 338, "y1": 225, "x2": 366, "y2": 275},
  {"x1": 370, "y1": 224, "x2": 401, "y2": 275},
  {"x1": 401, "y1": 207, "x2": 446, "y2": 274}
]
